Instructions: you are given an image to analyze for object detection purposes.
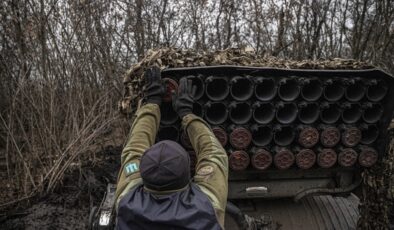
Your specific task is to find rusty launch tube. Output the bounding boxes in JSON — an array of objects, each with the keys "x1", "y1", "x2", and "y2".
[
  {"x1": 230, "y1": 76, "x2": 254, "y2": 101},
  {"x1": 298, "y1": 102, "x2": 319, "y2": 124},
  {"x1": 323, "y1": 79, "x2": 345, "y2": 102},
  {"x1": 254, "y1": 77, "x2": 276, "y2": 101},
  {"x1": 251, "y1": 124, "x2": 273, "y2": 146},
  {"x1": 252, "y1": 102, "x2": 275, "y2": 124},
  {"x1": 229, "y1": 102, "x2": 252, "y2": 124},
  {"x1": 319, "y1": 125, "x2": 340, "y2": 148},
  {"x1": 157, "y1": 125, "x2": 179, "y2": 142},
  {"x1": 273, "y1": 146, "x2": 295, "y2": 170},
  {"x1": 297, "y1": 125, "x2": 319, "y2": 148},
  {"x1": 338, "y1": 147, "x2": 358, "y2": 167},
  {"x1": 341, "y1": 103, "x2": 362, "y2": 124},
  {"x1": 360, "y1": 123, "x2": 379, "y2": 145},
  {"x1": 278, "y1": 78, "x2": 300, "y2": 101},
  {"x1": 205, "y1": 76, "x2": 229, "y2": 101},
  {"x1": 294, "y1": 147, "x2": 316, "y2": 170},
  {"x1": 358, "y1": 146, "x2": 378, "y2": 167},
  {"x1": 340, "y1": 125, "x2": 362, "y2": 147},
  {"x1": 160, "y1": 102, "x2": 179, "y2": 125},
  {"x1": 212, "y1": 126, "x2": 228, "y2": 147},
  {"x1": 229, "y1": 150, "x2": 250, "y2": 171},
  {"x1": 186, "y1": 75, "x2": 205, "y2": 100},
  {"x1": 250, "y1": 147, "x2": 273, "y2": 170},
  {"x1": 320, "y1": 102, "x2": 341, "y2": 124},
  {"x1": 162, "y1": 78, "x2": 179, "y2": 102},
  {"x1": 366, "y1": 79, "x2": 388, "y2": 102},
  {"x1": 301, "y1": 78, "x2": 323, "y2": 101},
  {"x1": 362, "y1": 102, "x2": 383, "y2": 124},
  {"x1": 273, "y1": 125, "x2": 295, "y2": 146},
  {"x1": 344, "y1": 78, "x2": 366, "y2": 102},
  {"x1": 276, "y1": 102, "x2": 298, "y2": 124},
  {"x1": 316, "y1": 147, "x2": 337, "y2": 168},
  {"x1": 228, "y1": 125, "x2": 252, "y2": 150},
  {"x1": 204, "y1": 101, "x2": 228, "y2": 125}
]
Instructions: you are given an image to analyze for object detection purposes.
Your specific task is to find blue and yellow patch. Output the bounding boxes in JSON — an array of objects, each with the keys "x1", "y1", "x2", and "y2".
[{"x1": 124, "y1": 162, "x2": 139, "y2": 176}]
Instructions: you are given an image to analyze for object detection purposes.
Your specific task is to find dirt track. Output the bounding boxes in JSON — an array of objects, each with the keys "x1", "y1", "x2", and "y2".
[{"x1": 1, "y1": 147, "x2": 121, "y2": 230}]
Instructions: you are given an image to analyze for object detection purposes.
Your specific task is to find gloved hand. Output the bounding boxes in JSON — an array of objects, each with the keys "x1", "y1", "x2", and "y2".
[
  {"x1": 172, "y1": 78, "x2": 197, "y2": 118},
  {"x1": 143, "y1": 66, "x2": 165, "y2": 105}
]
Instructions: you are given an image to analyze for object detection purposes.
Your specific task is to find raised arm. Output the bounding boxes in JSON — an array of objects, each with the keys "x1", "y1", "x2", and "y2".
[
  {"x1": 172, "y1": 78, "x2": 228, "y2": 227},
  {"x1": 182, "y1": 114, "x2": 228, "y2": 227},
  {"x1": 115, "y1": 103, "x2": 160, "y2": 204},
  {"x1": 115, "y1": 66, "x2": 164, "y2": 205}
]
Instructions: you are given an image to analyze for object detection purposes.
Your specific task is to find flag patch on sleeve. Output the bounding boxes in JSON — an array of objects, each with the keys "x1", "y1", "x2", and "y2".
[{"x1": 124, "y1": 162, "x2": 139, "y2": 176}]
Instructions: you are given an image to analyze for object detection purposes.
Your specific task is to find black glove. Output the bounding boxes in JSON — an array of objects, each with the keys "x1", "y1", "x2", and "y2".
[
  {"x1": 172, "y1": 78, "x2": 196, "y2": 118},
  {"x1": 143, "y1": 66, "x2": 164, "y2": 105}
]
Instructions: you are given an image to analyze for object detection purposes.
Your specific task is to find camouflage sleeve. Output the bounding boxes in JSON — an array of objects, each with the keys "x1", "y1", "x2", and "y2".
[
  {"x1": 115, "y1": 103, "x2": 161, "y2": 207},
  {"x1": 182, "y1": 114, "x2": 228, "y2": 228}
]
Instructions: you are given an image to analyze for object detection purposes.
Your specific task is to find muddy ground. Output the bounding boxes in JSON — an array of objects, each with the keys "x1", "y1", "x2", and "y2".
[{"x1": 1, "y1": 146, "x2": 121, "y2": 230}]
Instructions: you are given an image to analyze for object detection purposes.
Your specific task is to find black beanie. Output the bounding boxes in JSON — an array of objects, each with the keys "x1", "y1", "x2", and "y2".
[{"x1": 140, "y1": 140, "x2": 191, "y2": 191}]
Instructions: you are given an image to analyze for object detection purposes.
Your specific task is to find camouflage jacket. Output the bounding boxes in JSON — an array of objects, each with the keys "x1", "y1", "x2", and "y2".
[{"x1": 115, "y1": 103, "x2": 228, "y2": 228}]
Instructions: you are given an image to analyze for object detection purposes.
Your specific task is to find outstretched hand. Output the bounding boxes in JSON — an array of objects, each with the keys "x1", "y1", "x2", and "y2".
[
  {"x1": 143, "y1": 66, "x2": 165, "y2": 105},
  {"x1": 172, "y1": 78, "x2": 197, "y2": 119}
]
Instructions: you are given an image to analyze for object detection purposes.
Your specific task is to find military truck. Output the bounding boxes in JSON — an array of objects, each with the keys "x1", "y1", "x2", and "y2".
[{"x1": 90, "y1": 49, "x2": 394, "y2": 229}]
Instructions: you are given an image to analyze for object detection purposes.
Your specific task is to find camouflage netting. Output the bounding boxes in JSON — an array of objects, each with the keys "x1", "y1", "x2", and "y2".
[
  {"x1": 119, "y1": 48, "x2": 392, "y2": 229},
  {"x1": 119, "y1": 48, "x2": 373, "y2": 115}
]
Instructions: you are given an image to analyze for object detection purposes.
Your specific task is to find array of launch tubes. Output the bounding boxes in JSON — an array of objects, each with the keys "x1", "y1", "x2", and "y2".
[{"x1": 157, "y1": 75, "x2": 388, "y2": 172}]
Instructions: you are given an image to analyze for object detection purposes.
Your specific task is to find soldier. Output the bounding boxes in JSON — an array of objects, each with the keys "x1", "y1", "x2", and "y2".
[{"x1": 115, "y1": 66, "x2": 228, "y2": 229}]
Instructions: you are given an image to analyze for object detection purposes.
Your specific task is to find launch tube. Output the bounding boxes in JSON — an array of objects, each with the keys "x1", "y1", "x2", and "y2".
[
  {"x1": 157, "y1": 125, "x2": 179, "y2": 142},
  {"x1": 160, "y1": 102, "x2": 179, "y2": 125},
  {"x1": 230, "y1": 76, "x2": 254, "y2": 101},
  {"x1": 276, "y1": 102, "x2": 298, "y2": 124},
  {"x1": 204, "y1": 101, "x2": 228, "y2": 125},
  {"x1": 341, "y1": 103, "x2": 362, "y2": 124},
  {"x1": 301, "y1": 78, "x2": 323, "y2": 101},
  {"x1": 251, "y1": 124, "x2": 273, "y2": 146},
  {"x1": 254, "y1": 77, "x2": 276, "y2": 101},
  {"x1": 192, "y1": 101, "x2": 204, "y2": 117},
  {"x1": 360, "y1": 123, "x2": 379, "y2": 145},
  {"x1": 323, "y1": 79, "x2": 345, "y2": 102},
  {"x1": 344, "y1": 78, "x2": 366, "y2": 102},
  {"x1": 298, "y1": 102, "x2": 319, "y2": 124},
  {"x1": 229, "y1": 101, "x2": 252, "y2": 125},
  {"x1": 362, "y1": 102, "x2": 383, "y2": 124},
  {"x1": 366, "y1": 79, "x2": 388, "y2": 102},
  {"x1": 205, "y1": 76, "x2": 229, "y2": 101},
  {"x1": 252, "y1": 102, "x2": 275, "y2": 124},
  {"x1": 320, "y1": 102, "x2": 341, "y2": 124},
  {"x1": 278, "y1": 78, "x2": 300, "y2": 101},
  {"x1": 273, "y1": 125, "x2": 295, "y2": 146}
]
